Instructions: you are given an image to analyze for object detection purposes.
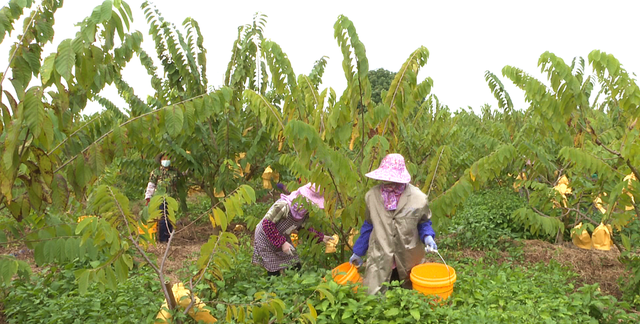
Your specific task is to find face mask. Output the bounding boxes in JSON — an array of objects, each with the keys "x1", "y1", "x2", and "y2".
[{"x1": 161, "y1": 160, "x2": 170, "y2": 167}]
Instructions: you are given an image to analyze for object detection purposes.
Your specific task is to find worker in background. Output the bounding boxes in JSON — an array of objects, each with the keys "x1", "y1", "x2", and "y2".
[{"x1": 144, "y1": 153, "x2": 184, "y2": 243}]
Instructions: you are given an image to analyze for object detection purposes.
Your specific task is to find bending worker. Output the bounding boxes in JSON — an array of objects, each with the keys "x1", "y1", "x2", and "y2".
[
  {"x1": 253, "y1": 183, "x2": 335, "y2": 276},
  {"x1": 350, "y1": 153, "x2": 437, "y2": 294}
]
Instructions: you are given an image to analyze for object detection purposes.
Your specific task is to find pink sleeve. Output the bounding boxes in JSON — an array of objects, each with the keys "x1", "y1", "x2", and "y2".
[{"x1": 262, "y1": 219, "x2": 286, "y2": 247}]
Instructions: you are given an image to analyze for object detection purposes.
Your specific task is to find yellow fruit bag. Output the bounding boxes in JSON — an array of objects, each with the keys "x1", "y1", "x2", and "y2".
[
  {"x1": 571, "y1": 222, "x2": 592, "y2": 250},
  {"x1": 592, "y1": 223, "x2": 613, "y2": 251}
]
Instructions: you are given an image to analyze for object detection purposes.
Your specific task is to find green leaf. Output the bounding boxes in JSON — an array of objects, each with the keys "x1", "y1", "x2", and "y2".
[
  {"x1": 65, "y1": 238, "x2": 77, "y2": 261},
  {"x1": 114, "y1": 257, "x2": 127, "y2": 283},
  {"x1": 105, "y1": 266, "x2": 117, "y2": 291},
  {"x1": 99, "y1": 0, "x2": 113, "y2": 22},
  {"x1": 0, "y1": 259, "x2": 18, "y2": 285},
  {"x1": 164, "y1": 105, "x2": 184, "y2": 137},
  {"x1": 621, "y1": 233, "x2": 631, "y2": 251},
  {"x1": 24, "y1": 86, "x2": 44, "y2": 138},
  {"x1": 51, "y1": 174, "x2": 69, "y2": 212},
  {"x1": 241, "y1": 185, "x2": 256, "y2": 203},
  {"x1": 410, "y1": 309, "x2": 420, "y2": 320},
  {"x1": 88, "y1": 145, "x2": 106, "y2": 175},
  {"x1": 384, "y1": 308, "x2": 400, "y2": 317},
  {"x1": 55, "y1": 39, "x2": 75, "y2": 81},
  {"x1": 75, "y1": 216, "x2": 95, "y2": 234},
  {"x1": 75, "y1": 269, "x2": 90, "y2": 295},
  {"x1": 33, "y1": 242, "x2": 45, "y2": 265}
]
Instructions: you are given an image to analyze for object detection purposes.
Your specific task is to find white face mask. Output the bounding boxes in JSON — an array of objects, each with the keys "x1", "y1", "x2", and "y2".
[{"x1": 161, "y1": 160, "x2": 171, "y2": 167}]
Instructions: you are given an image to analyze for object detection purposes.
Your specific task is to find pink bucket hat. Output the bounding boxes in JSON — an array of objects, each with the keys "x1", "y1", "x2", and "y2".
[
  {"x1": 283, "y1": 183, "x2": 325, "y2": 209},
  {"x1": 365, "y1": 153, "x2": 411, "y2": 184}
]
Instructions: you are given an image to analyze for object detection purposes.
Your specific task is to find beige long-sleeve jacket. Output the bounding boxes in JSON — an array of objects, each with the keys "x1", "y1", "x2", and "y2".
[{"x1": 363, "y1": 184, "x2": 431, "y2": 294}]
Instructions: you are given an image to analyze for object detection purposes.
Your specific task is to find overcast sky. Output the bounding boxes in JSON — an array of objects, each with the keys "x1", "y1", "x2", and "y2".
[{"x1": 2, "y1": 0, "x2": 639, "y2": 116}]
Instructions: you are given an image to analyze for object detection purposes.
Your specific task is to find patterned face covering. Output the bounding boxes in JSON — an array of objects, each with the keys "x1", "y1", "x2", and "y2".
[{"x1": 380, "y1": 182, "x2": 406, "y2": 210}]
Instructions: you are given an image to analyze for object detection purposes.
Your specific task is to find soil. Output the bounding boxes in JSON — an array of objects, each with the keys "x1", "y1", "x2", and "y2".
[
  {"x1": 522, "y1": 239, "x2": 625, "y2": 298},
  {"x1": 449, "y1": 239, "x2": 626, "y2": 299}
]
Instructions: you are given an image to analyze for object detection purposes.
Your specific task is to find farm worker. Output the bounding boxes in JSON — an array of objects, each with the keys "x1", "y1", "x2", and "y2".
[
  {"x1": 252, "y1": 183, "x2": 335, "y2": 276},
  {"x1": 349, "y1": 153, "x2": 437, "y2": 295},
  {"x1": 144, "y1": 153, "x2": 184, "y2": 243}
]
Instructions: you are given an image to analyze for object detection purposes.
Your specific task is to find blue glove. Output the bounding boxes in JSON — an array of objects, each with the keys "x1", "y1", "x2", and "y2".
[
  {"x1": 424, "y1": 236, "x2": 437, "y2": 252},
  {"x1": 349, "y1": 253, "x2": 363, "y2": 267}
]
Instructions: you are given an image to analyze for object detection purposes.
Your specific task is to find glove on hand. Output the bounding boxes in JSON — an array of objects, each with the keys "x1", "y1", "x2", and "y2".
[
  {"x1": 282, "y1": 242, "x2": 295, "y2": 256},
  {"x1": 424, "y1": 235, "x2": 437, "y2": 252},
  {"x1": 349, "y1": 253, "x2": 363, "y2": 267},
  {"x1": 323, "y1": 235, "x2": 336, "y2": 244}
]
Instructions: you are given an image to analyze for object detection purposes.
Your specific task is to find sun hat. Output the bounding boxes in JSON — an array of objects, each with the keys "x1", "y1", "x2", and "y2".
[
  {"x1": 365, "y1": 153, "x2": 411, "y2": 184},
  {"x1": 297, "y1": 183, "x2": 325, "y2": 209},
  {"x1": 282, "y1": 183, "x2": 325, "y2": 210}
]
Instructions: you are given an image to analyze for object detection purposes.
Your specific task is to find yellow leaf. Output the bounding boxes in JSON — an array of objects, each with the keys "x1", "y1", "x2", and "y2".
[
  {"x1": 213, "y1": 208, "x2": 227, "y2": 231},
  {"x1": 349, "y1": 123, "x2": 359, "y2": 151},
  {"x1": 469, "y1": 169, "x2": 476, "y2": 182},
  {"x1": 209, "y1": 213, "x2": 216, "y2": 228}
]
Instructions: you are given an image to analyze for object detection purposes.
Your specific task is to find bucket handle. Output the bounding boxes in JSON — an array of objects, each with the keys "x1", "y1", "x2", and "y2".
[{"x1": 421, "y1": 249, "x2": 453, "y2": 292}]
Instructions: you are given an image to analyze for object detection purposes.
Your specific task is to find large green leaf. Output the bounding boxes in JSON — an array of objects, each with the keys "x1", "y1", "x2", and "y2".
[
  {"x1": 55, "y1": 39, "x2": 76, "y2": 81},
  {"x1": 24, "y1": 86, "x2": 44, "y2": 138},
  {"x1": 164, "y1": 105, "x2": 184, "y2": 137}
]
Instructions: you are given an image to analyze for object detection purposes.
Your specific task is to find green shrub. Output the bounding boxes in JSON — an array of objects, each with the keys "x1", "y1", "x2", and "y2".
[
  {"x1": 618, "y1": 219, "x2": 640, "y2": 308},
  {"x1": 3, "y1": 261, "x2": 163, "y2": 324},
  {"x1": 441, "y1": 187, "x2": 538, "y2": 250},
  {"x1": 201, "y1": 237, "x2": 639, "y2": 323}
]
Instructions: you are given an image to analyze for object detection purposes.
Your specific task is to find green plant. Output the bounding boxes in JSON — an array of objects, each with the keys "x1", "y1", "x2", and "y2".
[
  {"x1": 3, "y1": 261, "x2": 163, "y2": 323},
  {"x1": 441, "y1": 187, "x2": 534, "y2": 250},
  {"x1": 618, "y1": 219, "x2": 640, "y2": 307},
  {"x1": 196, "y1": 237, "x2": 640, "y2": 323}
]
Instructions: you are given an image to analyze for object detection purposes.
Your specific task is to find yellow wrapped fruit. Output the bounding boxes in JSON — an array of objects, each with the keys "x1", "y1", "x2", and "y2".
[
  {"x1": 592, "y1": 223, "x2": 613, "y2": 251},
  {"x1": 156, "y1": 282, "x2": 217, "y2": 323},
  {"x1": 553, "y1": 175, "x2": 572, "y2": 208},
  {"x1": 623, "y1": 173, "x2": 637, "y2": 211},
  {"x1": 571, "y1": 222, "x2": 592, "y2": 250},
  {"x1": 262, "y1": 166, "x2": 274, "y2": 189},
  {"x1": 325, "y1": 234, "x2": 339, "y2": 254},
  {"x1": 593, "y1": 196, "x2": 607, "y2": 214}
]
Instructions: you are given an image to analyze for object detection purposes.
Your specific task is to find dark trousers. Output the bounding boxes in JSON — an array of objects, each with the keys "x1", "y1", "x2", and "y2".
[
  {"x1": 268, "y1": 262, "x2": 302, "y2": 276},
  {"x1": 390, "y1": 268, "x2": 400, "y2": 282},
  {"x1": 157, "y1": 202, "x2": 173, "y2": 243}
]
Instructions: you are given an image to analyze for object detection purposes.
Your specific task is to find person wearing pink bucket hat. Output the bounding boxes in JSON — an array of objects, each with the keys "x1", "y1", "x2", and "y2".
[
  {"x1": 253, "y1": 183, "x2": 335, "y2": 276},
  {"x1": 349, "y1": 153, "x2": 437, "y2": 295}
]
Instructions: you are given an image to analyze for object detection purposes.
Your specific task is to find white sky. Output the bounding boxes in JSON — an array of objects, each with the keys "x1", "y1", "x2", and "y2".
[{"x1": 2, "y1": 0, "x2": 639, "y2": 115}]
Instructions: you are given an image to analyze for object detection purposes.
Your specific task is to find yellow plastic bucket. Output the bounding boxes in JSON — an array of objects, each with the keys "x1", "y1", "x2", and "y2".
[
  {"x1": 410, "y1": 263, "x2": 456, "y2": 301},
  {"x1": 331, "y1": 262, "x2": 363, "y2": 292}
]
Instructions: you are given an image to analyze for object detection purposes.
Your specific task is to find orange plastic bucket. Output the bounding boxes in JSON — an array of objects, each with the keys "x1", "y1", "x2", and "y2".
[
  {"x1": 410, "y1": 263, "x2": 456, "y2": 301},
  {"x1": 331, "y1": 262, "x2": 363, "y2": 292}
]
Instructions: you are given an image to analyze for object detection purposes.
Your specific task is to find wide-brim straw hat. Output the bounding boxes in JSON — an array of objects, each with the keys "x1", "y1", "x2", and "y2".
[
  {"x1": 365, "y1": 153, "x2": 411, "y2": 184},
  {"x1": 296, "y1": 183, "x2": 325, "y2": 209}
]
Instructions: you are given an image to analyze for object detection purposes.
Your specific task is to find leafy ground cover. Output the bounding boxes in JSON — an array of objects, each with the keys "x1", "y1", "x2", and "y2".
[{"x1": 2, "y1": 188, "x2": 638, "y2": 323}]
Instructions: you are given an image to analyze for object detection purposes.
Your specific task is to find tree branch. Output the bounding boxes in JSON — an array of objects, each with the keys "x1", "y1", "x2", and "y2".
[
  {"x1": 0, "y1": 6, "x2": 40, "y2": 89},
  {"x1": 54, "y1": 93, "x2": 209, "y2": 173}
]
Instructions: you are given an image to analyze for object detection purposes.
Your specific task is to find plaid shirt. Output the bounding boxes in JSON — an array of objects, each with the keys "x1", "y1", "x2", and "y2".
[{"x1": 148, "y1": 167, "x2": 180, "y2": 199}]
